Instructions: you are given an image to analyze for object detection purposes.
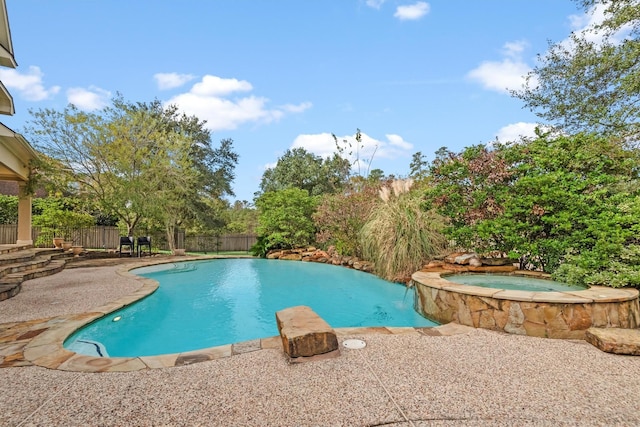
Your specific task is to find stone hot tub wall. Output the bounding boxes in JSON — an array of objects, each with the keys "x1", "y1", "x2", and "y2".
[{"x1": 412, "y1": 271, "x2": 640, "y2": 339}]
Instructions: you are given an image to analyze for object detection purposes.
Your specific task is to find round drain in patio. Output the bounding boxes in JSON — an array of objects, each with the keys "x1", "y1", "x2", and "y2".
[{"x1": 342, "y1": 339, "x2": 366, "y2": 349}]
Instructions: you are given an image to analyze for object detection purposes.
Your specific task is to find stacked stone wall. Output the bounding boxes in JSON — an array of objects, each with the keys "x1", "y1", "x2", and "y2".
[{"x1": 412, "y1": 271, "x2": 640, "y2": 339}]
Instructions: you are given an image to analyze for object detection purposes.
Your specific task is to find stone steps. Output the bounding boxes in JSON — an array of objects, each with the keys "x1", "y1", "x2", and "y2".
[
  {"x1": 0, "y1": 247, "x2": 72, "y2": 302},
  {"x1": 0, "y1": 244, "x2": 32, "y2": 255},
  {"x1": 586, "y1": 327, "x2": 640, "y2": 356},
  {"x1": 0, "y1": 247, "x2": 65, "y2": 266}
]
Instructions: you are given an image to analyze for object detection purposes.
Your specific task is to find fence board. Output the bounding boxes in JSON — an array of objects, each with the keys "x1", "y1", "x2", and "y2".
[{"x1": 0, "y1": 224, "x2": 255, "y2": 252}]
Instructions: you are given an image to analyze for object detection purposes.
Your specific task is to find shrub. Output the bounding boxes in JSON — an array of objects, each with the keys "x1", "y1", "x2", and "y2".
[
  {"x1": 361, "y1": 182, "x2": 448, "y2": 281},
  {"x1": 0, "y1": 195, "x2": 18, "y2": 224},
  {"x1": 313, "y1": 183, "x2": 380, "y2": 257}
]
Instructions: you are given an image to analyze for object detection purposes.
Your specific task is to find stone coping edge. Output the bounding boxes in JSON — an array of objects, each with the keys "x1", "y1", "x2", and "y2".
[
  {"x1": 22, "y1": 256, "x2": 466, "y2": 373},
  {"x1": 411, "y1": 270, "x2": 639, "y2": 304}
]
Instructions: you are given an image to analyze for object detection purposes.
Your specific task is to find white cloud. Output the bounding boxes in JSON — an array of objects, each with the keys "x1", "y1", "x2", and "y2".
[
  {"x1": 467, "y1": 58, "x2": 533, "y2": 93},
  {"x1": 290, "y1": 131, "x2": 413, "y2": 172},
  {"x1": 467, "y1": 40, "x2": 535, "y2": 94},
  {"x1": 0, "y1": 65, "x2": 60, "y2": 101},
  {"x1": 394, "y1": 2, "x2": 430, "y2": 21},
  {"x1": 290, "y1": 133, "x2": 336, "y2": 158},
  {"x1": 191, "y1": 75, "x2": 252, "y2": 96},
  {"x1": 503, "y1": 40, "x2": 528, "y2": 58},
  {"x1": 495, "y1": 122, "x2": 540, "y2": 142},
  {"x1": 366, "y1": 0, "x2": 385, "y2": 9},
  {"x1": 279, "y1": 102, "x2": 313, "y2": 113},
  {"x1": 385, "y1": 133, "x2": 412, "y2": 150},
  {"x1": 165, "y1": 75, "x2": 311, "y2": 131},
  {"x1": 66, "y1": 86, "x2": 111, "y2": 111},
  {"x1": 154, "y1": 72, "x2": 196, "y2": 90}
]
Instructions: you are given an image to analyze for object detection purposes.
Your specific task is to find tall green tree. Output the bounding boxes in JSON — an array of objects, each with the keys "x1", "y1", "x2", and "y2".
[
  {"x1": 253, "y1": 188, "x2": 318, "y2": 256},
  {"x1": 224, "y1": 200, "x2": 258, "y2": 234},
  {"x1": 26, "y1": 97, "x2": 238, "y2": 251},
  {"x1": 514, "y1": 0, "x2": 640, "y2": 139},
  {"x1": 258, "y1": 148, "x2": 350, "y2": 197}
]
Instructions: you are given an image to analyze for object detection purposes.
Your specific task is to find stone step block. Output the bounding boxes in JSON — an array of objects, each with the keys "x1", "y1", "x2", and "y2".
[
  {"x1": 276, "y1": 305, "x2": 339, "y2": 360},
  {"x1": 586, "y1": 327, "x2": 640, "y2": 356}
]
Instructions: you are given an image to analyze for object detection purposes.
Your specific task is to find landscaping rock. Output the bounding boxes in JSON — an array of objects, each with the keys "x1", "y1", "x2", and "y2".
[
  {"x1": 444, "y1": 252, "x2": 466, "y2": 264},
  {"x1": 469, "y1": 257, "x2": 483, "y2": 267},
  {"x1": 481, "y1": 257, "x2": 518, "y2": 266},
  {"x1": 275, "y1": 306, "x2": 339, "y2": 359},
  {"x1": 454, "y1": 253, "x2": 480, "y2": 265}
]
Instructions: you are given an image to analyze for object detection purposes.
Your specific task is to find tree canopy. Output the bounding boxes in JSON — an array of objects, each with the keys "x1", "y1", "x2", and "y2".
[
  {"x1": 514, "y1": 0, "x2": 640, "y2": 139},
  {"x1": 26, "y1": 97, "x2": 238, "y2": 251},
  {"x1": 253, "y1": 188, "x2": 318, "y2": 255},
  {"x1": 258, "y1": 147, "x2": 351, "y2": 197}
]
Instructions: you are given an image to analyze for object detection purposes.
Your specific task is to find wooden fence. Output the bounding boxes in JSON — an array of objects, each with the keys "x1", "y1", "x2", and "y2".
[{"x1": 0, "y1": 224, "x2": 256, "y2": 253}]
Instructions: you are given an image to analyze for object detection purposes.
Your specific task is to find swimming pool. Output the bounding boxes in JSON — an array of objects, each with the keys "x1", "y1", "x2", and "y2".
[{"x1": 65, "y1": 258, "x2": 436, "y2": 357}]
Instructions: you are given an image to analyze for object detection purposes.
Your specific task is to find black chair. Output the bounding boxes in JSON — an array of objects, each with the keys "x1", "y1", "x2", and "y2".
[
  {"x1": 137, "y1": 236, "x2": 151, "y2": 257},
  {"x1": 119, "y1": 236, "x2": 134, "y2": 257}
]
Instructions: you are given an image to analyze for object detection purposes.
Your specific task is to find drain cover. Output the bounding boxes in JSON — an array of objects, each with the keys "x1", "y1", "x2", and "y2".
[{"x1": 342, "y1": 339, "x2": 366, "y2": 349}]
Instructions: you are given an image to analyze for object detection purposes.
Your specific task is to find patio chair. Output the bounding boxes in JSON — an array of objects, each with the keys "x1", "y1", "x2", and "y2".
[
  {"x1": 119, "y1": 236, "x2": 134, "y2": 257},
  {"x1": 137, "y1": 236, "x2": 151, "y2": 257}
]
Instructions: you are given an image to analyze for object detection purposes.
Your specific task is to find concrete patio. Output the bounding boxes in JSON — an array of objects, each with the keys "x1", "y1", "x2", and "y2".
[{"x1": 1, "y1": 258, "x2": 640, "y2": 426}]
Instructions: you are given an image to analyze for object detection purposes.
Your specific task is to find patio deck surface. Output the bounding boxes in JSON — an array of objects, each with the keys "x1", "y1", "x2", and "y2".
[{"x1": 1, "y1": 257, "x2": 640, "y2": 426}]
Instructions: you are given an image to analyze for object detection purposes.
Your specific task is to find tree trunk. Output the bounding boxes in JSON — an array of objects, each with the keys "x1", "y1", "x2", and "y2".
[{"x1": 165, "y1": 221, "x2": 176, "y2": 254}]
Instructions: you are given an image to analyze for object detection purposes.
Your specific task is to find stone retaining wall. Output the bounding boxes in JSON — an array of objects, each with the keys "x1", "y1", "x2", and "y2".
[{"x1": 412, "y1": 271, "x2": 640, "y2": 339}]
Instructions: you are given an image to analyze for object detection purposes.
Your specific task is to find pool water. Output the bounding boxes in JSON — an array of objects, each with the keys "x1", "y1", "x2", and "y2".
[
  {"x1": 445, "y1": 273, "x2": 588, "y2": 292},
  {"x1": 65, "y1": 259, "x2": 436, "y2": 357}
]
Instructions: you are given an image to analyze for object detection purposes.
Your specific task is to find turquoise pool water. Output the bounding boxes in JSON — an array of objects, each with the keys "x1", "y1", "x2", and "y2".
[
  {"x1": 65, "y1": 259, "x2": 436, "y2": 357},
  {"x1": 445, "y1": 273, "x2": 588, "y2": 292}
]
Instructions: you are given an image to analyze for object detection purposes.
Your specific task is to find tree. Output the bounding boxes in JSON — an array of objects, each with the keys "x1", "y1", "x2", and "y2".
[
  {"x1": 409, "y1": 151, "x2": 428, "y2": 180},
  {"x1": 514, "y1": 0, "x2": 640, "y2": 139},
  {"x1": 253, "y1": 188, "x2": 318, "y2": 256},
  {"x1": 26, "y1": 96, "x2": 238, "y2": 252},
  {"x1": 258, "y1": 148, "x2": 350, "y2": 197},
  {"x1": 224, "y1": 200, "x2": 259, "y2": 234}
]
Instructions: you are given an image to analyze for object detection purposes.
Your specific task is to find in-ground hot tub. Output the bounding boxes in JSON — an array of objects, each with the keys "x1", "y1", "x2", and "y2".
[
  {"x1": 445, "y1": 273, "x2": 588, "y2": 292},
  {"x1": 411, "y1": 271, "x2": 640, "y2": 339}
]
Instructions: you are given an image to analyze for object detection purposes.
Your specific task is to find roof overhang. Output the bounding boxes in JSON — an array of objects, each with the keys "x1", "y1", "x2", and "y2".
[
  {"x1": 0, "y1": 80, "x2": 14, "y2": 115},
  {"x1": 0, "y1": 123, "x2": 37, "y2": 181},
  {"x1": 0, "y1": 0, "x2": 16, "y2": 68}
]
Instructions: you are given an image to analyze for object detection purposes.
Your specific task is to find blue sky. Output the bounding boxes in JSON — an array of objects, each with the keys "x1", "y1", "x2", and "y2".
[{"x1": 3, "y1": 0, "x2": 592, "y2": 202}]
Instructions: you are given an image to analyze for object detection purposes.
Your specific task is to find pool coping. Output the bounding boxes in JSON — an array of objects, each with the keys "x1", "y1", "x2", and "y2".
[{"x1": 21, "y1": 257, "x2": 452, "y2": 372}]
